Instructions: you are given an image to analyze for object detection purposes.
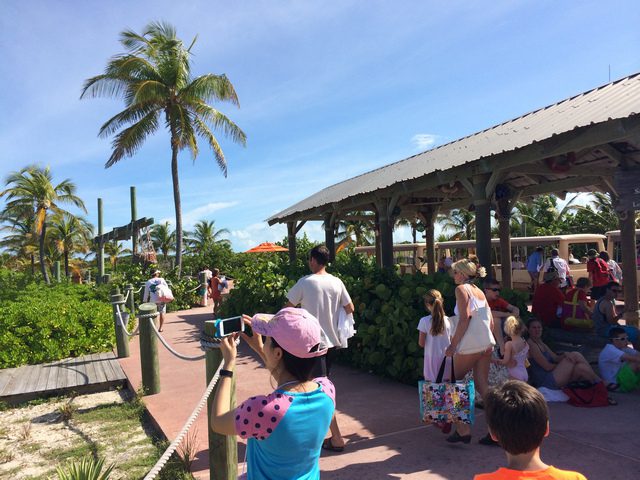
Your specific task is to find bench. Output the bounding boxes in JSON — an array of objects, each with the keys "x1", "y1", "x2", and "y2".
[{"x1": 546, "y1": 328, "x2": 607, "y2": 364}]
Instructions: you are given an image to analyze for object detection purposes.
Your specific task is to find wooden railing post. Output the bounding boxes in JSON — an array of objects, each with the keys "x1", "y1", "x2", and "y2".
[
  {"x1": 125, "y1": 284, "x2": 136, "y2": 316},
  {"x1": 138, "y1": 302, "x2": 160, "y2": 394},
  {"x1": 204, "y1": 320, "x2": 237, "y2": 480},
  {"x1": 110, "y1": 292, "x2": 130, "y2": 358},
  {"x1": 199, "y1": 271, "x2": 208, "y2": 306}
]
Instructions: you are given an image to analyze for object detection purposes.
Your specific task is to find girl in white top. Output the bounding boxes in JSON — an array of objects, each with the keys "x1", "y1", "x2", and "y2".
[
  {"x1": 417, "y1": 289, "x2": 452, "y2": 382},
  {"x1": 492, "y1": 316, "x2": 529, "y2": 382}
]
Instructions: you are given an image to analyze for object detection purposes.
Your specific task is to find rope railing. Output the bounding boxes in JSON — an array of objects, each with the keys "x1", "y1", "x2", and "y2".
[
  {"x1": 114, "y1": 304, "x2": 139, "y2": 337},
  {"x1": 147, "y1": 317, "x2": 206, "y2": 361},
  {"x1": 143, "y1": 362, "x2": 223, "y2": 480},
  {"x1": 122, "y1": 289, "x2": 130, "y2": 304}
]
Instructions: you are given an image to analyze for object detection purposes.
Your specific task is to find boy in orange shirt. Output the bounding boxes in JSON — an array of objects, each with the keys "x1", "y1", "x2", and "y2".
[{"x1": 474, "y1": 381, "x2": 587, "y2": 480}]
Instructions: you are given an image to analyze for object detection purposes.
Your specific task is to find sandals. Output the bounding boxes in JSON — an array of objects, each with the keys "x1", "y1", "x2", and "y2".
[
  {"x1": 607, "y1": 383, "x2": 619, "y2": 392},
  {"x1": 607, "y1": 396, "x2": 618, "y2": 406},
  {"x1": 478, "y1": 433, "x2": 500, "y2": 446},
  {"x1": 322, "y1": 438, "x2": 345, "y2": 452},
  {"x1": 446, "y1": 431, "x2": 471, "y2": 444}
]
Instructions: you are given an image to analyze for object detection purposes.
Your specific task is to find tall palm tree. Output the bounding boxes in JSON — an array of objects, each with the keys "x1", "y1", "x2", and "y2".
[
  {"x1": 49, "y1": 212, "x2": 94, "y2": 278},
  {"x1": 437, "y1": 209, "x2": 476, "y2": 240},
  {"x1": 185, "y1": 219, "x2": 230, "y2": 251},
  {"x1": 150, "y1": 222, "x2": 175, "y2": 261},
  {"x1": 0, "y1": 210, "x2": 39, "y2": 274},
  {"x1": 81, "y1": 21, "x2": 246, "y2": 276},
  {"x1": 335, "y1": 212, "x2": 376, "y2": 246},
  {"x1": 0, "y1": 165, "x2": 86, "y2": 283},
  {"x1": 104, "y1": 240, "x2": 130, "y2": 272}
]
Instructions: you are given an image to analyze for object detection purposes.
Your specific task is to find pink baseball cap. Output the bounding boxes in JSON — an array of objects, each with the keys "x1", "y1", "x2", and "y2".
[{"x1": 251, "y1": 307, "x2": 327, "y2": 358}]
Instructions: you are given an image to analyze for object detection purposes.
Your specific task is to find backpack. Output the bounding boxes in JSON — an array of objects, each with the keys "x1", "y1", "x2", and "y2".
[{"x1": 218, "y1": 276, "x2": 228, "y2": 292}]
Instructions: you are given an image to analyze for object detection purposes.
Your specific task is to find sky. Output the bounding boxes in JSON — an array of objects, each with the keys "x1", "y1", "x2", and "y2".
[{"x1": 1, "y1": 1, "x2": 639, "y2": 251}]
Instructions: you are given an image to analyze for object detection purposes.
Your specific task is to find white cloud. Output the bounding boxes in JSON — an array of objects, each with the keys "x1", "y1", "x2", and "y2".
[{"x1": 411, "y1": 133, "x2": 440, "y2": 150}]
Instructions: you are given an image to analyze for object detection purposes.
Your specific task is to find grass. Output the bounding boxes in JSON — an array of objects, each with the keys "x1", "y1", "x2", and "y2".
[{"x1": 0, "y1": 389, "x2": 195, "y2": 480}]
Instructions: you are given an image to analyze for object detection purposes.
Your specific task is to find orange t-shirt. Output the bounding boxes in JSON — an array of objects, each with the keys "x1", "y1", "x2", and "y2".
[{"x1": 474, "y1": 466, "x2": 587, "y2": 480}]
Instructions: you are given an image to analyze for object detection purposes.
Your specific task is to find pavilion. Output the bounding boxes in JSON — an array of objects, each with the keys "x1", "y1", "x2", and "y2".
[{"x1": 267, "y1": 74, "x2": 640, "y2": 324}]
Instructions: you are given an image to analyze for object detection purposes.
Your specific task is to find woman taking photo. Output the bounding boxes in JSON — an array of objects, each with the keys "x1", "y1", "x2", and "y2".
[
  {"x1": 527, "y1": 318, "x2": 602, "y2": 389},
  {"x1": 444, "y1": 258, "x2": 495, "y2": 445},
  {"x1": 210, "y1": 307, "x2": 335, "y2": 479}
]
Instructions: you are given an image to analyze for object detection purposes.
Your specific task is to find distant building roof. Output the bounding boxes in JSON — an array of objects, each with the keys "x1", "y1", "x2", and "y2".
[{"x1": 268, "y1": 73, "x2": 640, "y2": 224}]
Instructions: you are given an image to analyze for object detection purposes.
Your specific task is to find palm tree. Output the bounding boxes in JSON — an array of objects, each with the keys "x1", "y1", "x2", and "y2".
[
  {"x1": 0, "y1": 165, "x2": 86, "y2": 283},
  {"x1": 0, "y1": 210, "x2": 39, "y2": 274},
  {"x1": 335, "y1": 212, "x2": 376, "y2": 247},
  {"x1": 81, "y1": 21, "x2": 246, "y2": 276},
  {"x1": 437, "y1": 209, "x2": 476, "y2": 240},
  {"x1": 49, "y1": 212, "x2": 94, "y2": 278},
  {"x1": 104, "y1": 240, "x2": 130, "y2": 272},
  {"x1": 185, "y1": 219, "x2": 230, "y2": 251},
  {"x1": 150, "y1": 222, "x2": 175, "y2": 261}
]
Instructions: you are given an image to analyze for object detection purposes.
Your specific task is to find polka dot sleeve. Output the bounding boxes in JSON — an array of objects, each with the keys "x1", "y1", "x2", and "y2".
[
  {"x1": 234, "y1": 393, "x2": 292, "y2": 440},
  {"x1": 314, "y1": 377, "x2": 336, "y2": 406}
]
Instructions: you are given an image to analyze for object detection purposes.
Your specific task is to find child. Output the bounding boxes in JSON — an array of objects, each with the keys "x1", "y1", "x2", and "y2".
[
  {"x1": 492, "y1": 316, "x2": 529, "y2": 382},
  {"x1": 417, "y1": 289, "x2": 452, "y2": 432},
  {"x1": 598, "y1": 326, "x2": 640, "y2": 392},
  {"x1": 474, "y1": 381, "x2": 587, "y2": 480}
]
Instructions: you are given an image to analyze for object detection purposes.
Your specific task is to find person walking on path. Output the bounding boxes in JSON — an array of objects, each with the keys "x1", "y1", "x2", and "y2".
[
  {"x1": 207, "y1": 268, "x2": 223, "y2": 315},
  {"x1": 543, "y1": 248, "x2": 571, "y2": 289},
  {"x1": 286, "y1": 245, "x2": 354, "y2": 453},
  {"x1": 587, "y1": 248, "x2": 611, "y2": 300},
  {"x1": 527, "y1": 246, "x2": 544, "y2": 292},
  {"x1": 143, "y1": 269, "x2": 169, "y2": 332},
  {"x1": 210, "y1": 308, "x2": 335, "y2": 479},
  {"x1": 444, "y1": 258, "x2": 495, "y2": 446}
]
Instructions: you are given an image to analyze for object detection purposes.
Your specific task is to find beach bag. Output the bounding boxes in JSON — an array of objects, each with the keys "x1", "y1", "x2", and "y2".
[
  {"x1": 418, "y1": 357, "x2": 475, "y2": 425},
  {"x1": 156, "y1": 284, "x2": 174, "y2": 303},
  {"x1": 561, "y1": 290, "x2": 593, "y2": 331},
  {"x1": 457, "y1": 305, "x2": 495, "y2": 354},
  {"x1": 562, "y1": 381, "x2": 608, "y2": 408},
  {"x1": 336, "y1": 309, "x2": 356, "y2": 348},
  {"x1": 218, "y1": 276, "x2": 228, "y2": 292}
]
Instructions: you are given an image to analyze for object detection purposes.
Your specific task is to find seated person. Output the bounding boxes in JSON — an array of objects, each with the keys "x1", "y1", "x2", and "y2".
[
  {"x1": 512, "y1": 255, "x2": 525, "y2": 270},
  {"x1": 561, "y1": 277, "x2": 593, "y2": 331},
  {"x1": 474, "y1": 381, "x2": 587, "y2": 480},
  {"x1": 593, "y1": 281, "x2": 639, "y2": 349},
  {"x1": 484, "y1": 279, "x2": 520, "y2": 351},
  {"x1": 598, "y1": 327, "x2": 640, "y2": 392},
  {"x1": 531, "y1": 271, "x2": 564, "y2": 328},
  {"x1": 527, "y1": 319, "x2": 602, "y2": 390}
]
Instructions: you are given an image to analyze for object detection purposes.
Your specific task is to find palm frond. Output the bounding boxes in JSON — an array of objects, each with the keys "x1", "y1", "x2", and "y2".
[{"x1": 106, "y1": 111, "x2": 160, "y2": 167}]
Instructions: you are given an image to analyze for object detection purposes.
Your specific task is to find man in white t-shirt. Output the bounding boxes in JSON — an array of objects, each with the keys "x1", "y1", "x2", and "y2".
[
  {"x1": 542, "y1": 248, "x2": 571, "y2": 289},
  {"x1": 286, "y1": 245, "x2": 354, "y2": 452},
  {"x1": 598, "y1": 326, "x2": 640, "y2": 392}
]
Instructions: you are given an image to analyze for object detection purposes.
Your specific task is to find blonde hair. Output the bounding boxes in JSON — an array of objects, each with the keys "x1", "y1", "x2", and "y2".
[
  {"x1": 504, "y1": 316, "x2": 526, "y2": 337},
  {"x1": 452, "y1": 258, "x2": 487, "y2": 279},
  {"x1": 424, "y1": 289, "x2": 446, "y2": 336}
]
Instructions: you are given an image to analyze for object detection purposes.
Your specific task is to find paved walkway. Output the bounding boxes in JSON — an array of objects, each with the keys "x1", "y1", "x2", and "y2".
[{"x1": 118, "y1": 306, "x2": 640, "y2": 479}]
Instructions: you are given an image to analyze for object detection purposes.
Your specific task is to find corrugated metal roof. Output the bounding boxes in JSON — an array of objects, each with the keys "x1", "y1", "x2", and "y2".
[{"x1": 268, "y1": 73, "x2": 640, "y2": 223}]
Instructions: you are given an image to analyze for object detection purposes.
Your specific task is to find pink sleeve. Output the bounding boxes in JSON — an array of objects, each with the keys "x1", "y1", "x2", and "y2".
[
  {"x1": 314, "y1": 377, "x2": 336, "y2": 406},
  {"x1": 234, "y1": 393, "x2": 292, "y2": 440}
]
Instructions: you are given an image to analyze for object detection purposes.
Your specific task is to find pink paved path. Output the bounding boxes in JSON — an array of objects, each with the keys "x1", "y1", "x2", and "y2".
[{"x1": 118, "y1": 306, "x2": 640, "y2": 479}]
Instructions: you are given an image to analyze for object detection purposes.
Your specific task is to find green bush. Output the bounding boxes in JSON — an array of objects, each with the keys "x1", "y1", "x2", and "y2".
[{"x1": 0, "y1": 281, "x2": 113, "y2": 368}]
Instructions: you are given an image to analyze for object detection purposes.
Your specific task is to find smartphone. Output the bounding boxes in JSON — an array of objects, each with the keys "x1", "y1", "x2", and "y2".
[{"x1": 216, "y1": 316, "x2": 244, "y2": 337}]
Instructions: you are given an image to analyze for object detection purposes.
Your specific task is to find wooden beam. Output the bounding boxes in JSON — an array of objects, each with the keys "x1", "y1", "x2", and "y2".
[
  {"x1": 485, "y1": 171, "x2": 502, "y2": 199},
  {"x1": 598, "y1": 144, "x2": 624, "y2": 165},
  {"x1": 519, "y1": 176, "x2": 601, "y2": 197},
  {"x1": 459, "y1": 178, "x2": 474, "y2": 195},
  {"x1": 294, "y1": 220, "x2": 306, "y2": 234},
  {"x1": 503, "y1": 164, "x2": 616, "y2": 178}
]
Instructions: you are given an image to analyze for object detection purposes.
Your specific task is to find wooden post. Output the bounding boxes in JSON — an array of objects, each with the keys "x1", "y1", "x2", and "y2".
[
  {"x1": 418, "y1": 207, "x2": 438, "y2": 274},
  {"x1": 473, "y1": 175, "x2": 492, "y2": 273},
  {"x1": 130, "y1": 186, "x2": 138, "y2": 260},
  {"x1": 138, "y1": 302, "x2": 160, "y2": 394},
  {"x1": 619, "y1": 210, "x2": 639, "y2": 326},
  {"x1": 205, "y1": 320, "x2": 237, "y2": 480},
  {"x1": 199, "y1": 271, "x2": 208, "y2": 307},
  {"x1": 140, "y1": 281, "x2": 147, "y2": 303},
  {"x1": 324, "y1": 213, "x2": 336, "y2": 262},
  {"x1": 111, "y1": 292, "x2": 130, "y2": 358},
  {"x1": 376, "y1": 199, "x2": 394, "y2": 269},
  {"x1": 125, "y1": 284, "x2": 136, "y2": 315},
  {"x1": 102, "y1": 273, "x2": 111, "y2": 284},
  {"x1": 496, "y1": 196, "x2": 513, "y2": 289},
  {"x1": 287, "y1": 221, "x2": 297, "y2": 264},
  {"x1": 97, "y1": 198, "x2": 105, "y2": 284}
]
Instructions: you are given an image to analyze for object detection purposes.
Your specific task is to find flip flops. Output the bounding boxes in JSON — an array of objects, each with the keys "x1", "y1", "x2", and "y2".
[
  {"x1": 607, "y1": 383, "x2": 619, "y2": 392},
  {"x1": 322, "y1": 438, "x2": 345, "y2": 452},
  {"x1": 607, "y1": 396, "x2": 618, "y2": 406}
]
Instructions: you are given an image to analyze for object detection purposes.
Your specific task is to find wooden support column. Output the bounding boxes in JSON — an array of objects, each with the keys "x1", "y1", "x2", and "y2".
[
  {"x1": 97, "y1": 198, "x2": 105, "y2": 284},
  {"x1": 619, "y1": 210, "x2": 639, "y2": 326},
  {"x1": 287, "y1": 221, "x2": 297, "y2": 264},
  {"x1": 418, "y1": 206, "x2": 438, "y2": 274},
  {"x1": 324, "y1": 213, "x2": 336, "y2": 262},
  {"x1": 374, "y1": 211, "x2": 382, "y2": 267},
  {"x1": 473, "y1": 174, "x2": 492, "y2": 272},
  {"x1": 376, "y1": 199, "x2": 394, "y2": 269},
  {"x1": 496, "y1": 196, "x2": 513, "y2": 289}
]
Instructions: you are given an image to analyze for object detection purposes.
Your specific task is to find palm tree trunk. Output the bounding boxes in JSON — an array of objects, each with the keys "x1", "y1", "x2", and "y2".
[
  {"x1": 170, "y1": 139, "x2": 183, "y2": 277},
  {"x1": 30, "y1": 254, "x2": 35, "y2": 275},
  {"x1": 39, "y1": 222, "x2": 50, "y2": 284},
  {"x1": 64, "y1": 251, "x2": 70, "y2": 278}
]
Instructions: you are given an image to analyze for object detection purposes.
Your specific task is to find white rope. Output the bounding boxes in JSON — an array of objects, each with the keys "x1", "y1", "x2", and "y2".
[
  {"x1": 123, "y1": 289, "x2": 130, "y2": 304},
  {"x1": 143, "y1": 363, "x2": 223, "y2": 480},
  {"x1": 148, "y1": 318, "x2": 206, "y2": 361},
  {"x1": 115, "y1": 304, "x2": 139, "y2": 336}
]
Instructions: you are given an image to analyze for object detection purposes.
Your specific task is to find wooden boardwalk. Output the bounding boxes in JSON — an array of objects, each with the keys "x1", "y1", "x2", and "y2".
[{"x1": 0, "y1": 351, "x2": 126, "y2": 404}]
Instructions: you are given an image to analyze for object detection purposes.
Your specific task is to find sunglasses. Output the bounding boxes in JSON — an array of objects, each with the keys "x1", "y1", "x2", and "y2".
[
  {"x1": 485, "y1": 287, "x2": 500, "y2": 292},
  {"x1": 613, "y1": 336, "x2": 629, "y2": 341}
]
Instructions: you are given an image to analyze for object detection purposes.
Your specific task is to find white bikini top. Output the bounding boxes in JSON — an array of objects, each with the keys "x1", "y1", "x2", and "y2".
[{"x1": 454, "y1": 283, "x2": 487, "y2": 316}]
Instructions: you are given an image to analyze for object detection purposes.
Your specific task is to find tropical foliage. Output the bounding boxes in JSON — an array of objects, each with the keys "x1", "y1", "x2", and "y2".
[{"x1": 81, "y1": 21, "x2": 246, "y2": 276}]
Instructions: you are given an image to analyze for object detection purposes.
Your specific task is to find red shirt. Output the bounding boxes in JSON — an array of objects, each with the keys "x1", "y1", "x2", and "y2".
[
  {"x1": 489, "y1": 297, "x2": 510, "y2": 312},
  {"x1": 587, "y1": 257, "x2": 610, "y2": 287},
  {"x1": 532, "y1": 282, "x2": 565, "y2": 327},
  {"x1": 564, "y1": 288, "x2": 587, "y2": 303}
]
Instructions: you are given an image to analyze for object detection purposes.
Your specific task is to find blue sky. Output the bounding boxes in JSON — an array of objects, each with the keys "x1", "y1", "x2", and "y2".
[{"x1": 1, "y1": 1, "x2": 639, "y2": 251}]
